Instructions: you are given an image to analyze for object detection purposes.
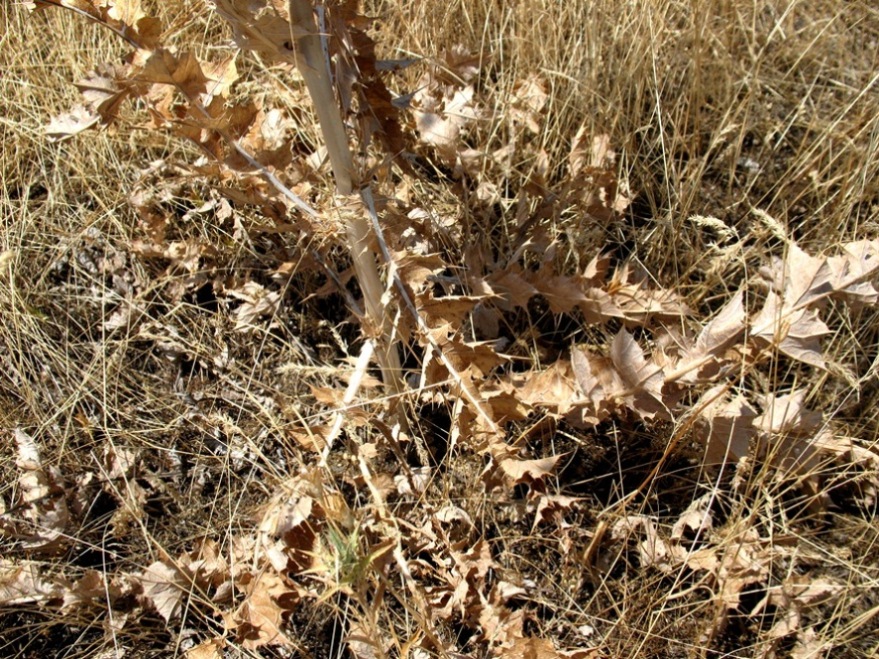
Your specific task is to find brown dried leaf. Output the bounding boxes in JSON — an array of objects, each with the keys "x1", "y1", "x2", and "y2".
[
  {"x1": 224, "y1": 281, "x2": 281, "y2": 332},
  {"x1": 485, "y1": 268, "x2": 538, "y2": 310},
  {"x1": 504, "y1": 637, "x2": 561, "y2": 659},
  {"x1": 610, "y1": 329, "x2": 668, "y2": 419},
  {"x1": 11, "y1": 428, "x2": 71, "y2": 553},
  {"x1": 826, "y1": 239, "x2": 879, "y2": 305},
  {"x1": 419, "y1": 295, "x2": 483, "y2": 326},
  {"x1": 225, "y1": 571, "x2": 299, "y2": 648},
  {"x1": 677, "y1": 291, "x2": 746, "y2": 383},
  {"x1": 569, "y1": 129, "x2": 616, "y2": 178},
  {"x1": 763, "y1": 574, "x2": 842, "y2": 640},
  {"x1": 532, "y1": 494, "x2": 579, "y2": 530},
  {"x1": 0, "y1": 560, "x2": 64, "y2": 606},
  {"x1": 60, "y1": 570, "x2": 113, "y2": 612},
  {"x1": 185, "y1": 638, "x2": 226, "y2": 659},
  {"x1": 790, "y1": 627, "x2": 831, "y2": 659},
  {"x1": 138, "y1": 560, "x2": 185, "y2": 623},
  {"x1": 611, "y1": 515, "x2": 676, "y2": 573},
  {"x1": 696, "y1": 386, "x2": 757, "y2": 465},
  {"x1": 44, "y1": 105, "x2": 101, "y2": 141},
  {"x1": 414, "y1": 85, "x2": 480, "y2": 163},
  {"x1": 530, "y1": 274, "x2": 589, "y2": 314},
  {"x1": 609, "y1": 262, "x2": 688, "y2": 322},
  {"x1": 499, "y1": 454, "x2": 564, "y2": 486},
  {"x1": 346, "y1": 623, "x2": 382, "y2": 659},
  {"x1": 480, "y1": 603, "x2": 525, "y2": 651},
  {"x1": 570, "y1": 348, "x2": 615, "y2": 422},
  {"x1": 751, "y1": 241, "x2": 879, "y2": 366},
  {"x1": 517, "y1": 359, "x2": 580, "y2": 415},
  {"x1": 510, "y1": 75, "x2": 548, "y2": 134},
  {"x1": 212, "y1": 0, "x2": 300, "y2": 64},
  {"x1": 755, "y1": 391, "x2": 821, "y2": 436},
  {"x1": 133, "y1": 49, "x2": 210, "y2": 100},
  {"x1": 34, "y1": 0, "x2": 162, "y2": 48},
  {"x1": 433, "y1": 328, "x2": 507, "y2": 377},
  {"x1": 131, "y1": 238, "x2": 214, "y2": 274},
  {"x1": 715, "y1": 529, "x2": 772, "y2": 610},
  {"x1": 671, "y1": 494, "x2": 714, "y2": 541},
  {"x1": 257, "y1": 474, "x2": 324, "y2": 575},
  {"x1": 753, "y1": 391, "x2": 849, "y2": 489},
  {"x1": 751, "y1": 293, "x2": 830, "y2": 368}
]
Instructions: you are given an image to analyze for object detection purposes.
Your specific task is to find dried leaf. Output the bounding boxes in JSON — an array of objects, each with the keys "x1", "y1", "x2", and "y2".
[
  {"x1": 499, "y1": 454, "x2": 564, "y2": 486},
  {"x1": 0, "y1": 560, "x2": 64, "y2": 606},
  {"x1": 610, "y1": 329, "x2": 668, "y2": 419},
  {"x1": 35, "y1": 0, "x2": 162, "y2": 47},
  {"x1": 510, "y1": 75, "x2": 548, "y2": 134},
  {"x1": 751, "y1": 293, "x2": 830, "y2": 368},
  {"x1": 185, "y1": 638, "x2": 226, "y2": 659},
  {"x1": 45, "y1": 104, "x2": 101, "y2": 141},
  {"x1": 671, "y1": 494, "x2": 713, "y2": 541},
  {"x1": 518, "y1": 359, "x2": 580, "y2": 415},
  {"x1": 11, "y1": 428, "x2": 71, "y2": 553},
  {"x1": 569, "y1": 129, "x2": 616, "y2": 177},
  {"x1": 347, "y1": 623, "x2": 382, "y2": 659},
  {"x1": 139, "y1": 560, "x2": 185, "y2": 623},
  {"x1": 790, "y1": 627, "x2": 831, "y2": 659},
  {"x1": 504, "y1": 637, "x2": 560, "y2": 659},
  {"x1": 224, "y1": 571, "x2": 298, "y2": 648},
  {"x1": 696, "y1": 386, "x2": 757, "y2": 465},
  {"x1": 212, "y1": 0, "x2": 299, "y2": 64},
  {"x1": 225, "y1": 281, "x2": 281, "y2": 332},
  {"x1": 677, "y1": 291, "x2": 746, "y2": 383}
]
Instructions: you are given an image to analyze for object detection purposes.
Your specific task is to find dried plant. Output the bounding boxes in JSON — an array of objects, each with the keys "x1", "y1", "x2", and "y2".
[{"x1": 3, "y1": 1, "x2": 879, "y2": 658}]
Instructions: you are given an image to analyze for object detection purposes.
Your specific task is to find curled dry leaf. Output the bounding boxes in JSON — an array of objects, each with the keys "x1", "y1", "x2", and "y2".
[
  {"x1": 498, "y1": 454, "x2": 565, "y2": 488},
  {"x1": 751, "y1": 293, "x2": 831, "y2": 368},
  {"x1": 671, "y1": 493, "x2": 714, "y2": 541},
  {"x1": 415, "y1": 86, "x2": 481, "y2": 164},
  {"x1": 501, "y1": 636, "x2": 602, "y2": 659},
  {"x1": 760, "y1": 574, "x2": 842, "y2": 641},
  {"x1": 29, "y1": 0, "x2": 162, "y2": 47},
  {"x1": 224, "y1": 281, "x2": 282, "y2": 332},
  {"x1": 212, "y1": 0, "x2": 300, "y2": 64},
  {"x1": 695, "y1": 385, "x2": 757, "y2": 465},
  {"x1": 531, "y1": 494, "x2": 579, "y2": 531},
  {"x1": 44, "y1": 104, "x2": 102, "y2": 141},
  {"x1": 569, "y1": 329, "x2": 670, "y2": 422},
  {"x1": 790, "y1": 627, "x2": 831, "y2": 659},
  {"x1": 517, "y1": 359, "x2": 581, "y2": 417},
  {"x1": 347, "y1": 622, "x2": 383, "y2": 659},
  {"x1": 609, "y1": 329, "x2": 668, "y2": 419},
  {"x1": 0, "y1": 560, "x2": 65, "y2": 606},
  {"x1": 675, "y1": 290, "x2": 746, "y2": 384},
  {"x1": 8, "y1": 428, "x2": 71, "y2": 553},
  {"x1": 412, "y1": 48, "x2": 484, "y2": 165},
  {"x1": 185, "y1": 637, "x2": 226, "y2": 659},
  {"x1": 752, "y1": 240, "x2": 879, "y2": 367},
  {"x1": 223, "y1": 571, "x2": 299, "y2": 649},
  {"x1": 509, "y1": 75, "x2": 548, "y2": 134},
  {"x1": 569, "y1": 129, "x2": 616, "y2": 177}
]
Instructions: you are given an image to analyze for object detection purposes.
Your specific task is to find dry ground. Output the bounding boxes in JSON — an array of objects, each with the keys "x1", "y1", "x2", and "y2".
[{"x1": 2, "y1": 1, "x2": 879, "y2": 658}]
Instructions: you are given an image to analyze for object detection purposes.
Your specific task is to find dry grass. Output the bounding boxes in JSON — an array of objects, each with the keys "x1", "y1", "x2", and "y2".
[{"x1": 2, "y1": 1, "x2": 879, "y2": 658}]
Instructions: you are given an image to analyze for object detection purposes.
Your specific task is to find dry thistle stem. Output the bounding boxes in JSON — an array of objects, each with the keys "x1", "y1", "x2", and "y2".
[{"x1": 287, "y1": 0, "x2": 405, "y2": 399}]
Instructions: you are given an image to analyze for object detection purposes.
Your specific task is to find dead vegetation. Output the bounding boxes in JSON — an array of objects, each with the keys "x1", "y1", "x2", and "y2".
[{"x1": 2, "y1": 1, "x2": 879, "y2": 658}]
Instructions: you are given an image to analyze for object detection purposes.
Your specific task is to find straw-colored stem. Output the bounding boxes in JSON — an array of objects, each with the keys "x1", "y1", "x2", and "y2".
[{"x1": 288, "y1": 0, "x2": 404, "y2": 397}]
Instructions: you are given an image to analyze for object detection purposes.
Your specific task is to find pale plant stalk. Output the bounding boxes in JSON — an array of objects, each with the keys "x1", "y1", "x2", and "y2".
[
  {"x1": 287, "y1": 0, "x2": 404, "y2": 397},
  {"x1": 288, "y1": 0, "x2": 499, "y2": 442}
]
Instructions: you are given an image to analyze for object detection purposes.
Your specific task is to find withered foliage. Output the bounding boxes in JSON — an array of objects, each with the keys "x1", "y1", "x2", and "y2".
[{"x1": 3, "y1": 1, "x2": 879, "y2": 658}]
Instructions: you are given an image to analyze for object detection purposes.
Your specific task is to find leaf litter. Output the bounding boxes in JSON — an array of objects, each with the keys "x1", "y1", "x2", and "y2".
[{"x1": 4, "y1": 1, "x2": 879, "y2": 657}]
